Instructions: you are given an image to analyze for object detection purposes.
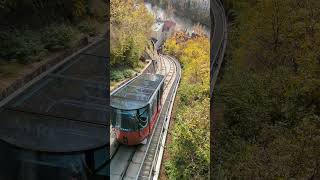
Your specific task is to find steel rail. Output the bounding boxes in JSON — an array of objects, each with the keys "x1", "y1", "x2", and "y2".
[
  {"x1": 109, "y1": 52, "x2": 178, "y2": 180},
  {"x1": 139, "y1": 1, "x2": 228, "y2": 177},
  {"x1": 135, "y1": 56, "x2": 175, "y2": 179},
  {"x1": 119, "y1": 147, "x2": 138, "y2": 179},
  {"x1": 147, "y1": 56, "x2": 177, "y2": 179},
  {"x1": 162, "y1": 55, "x2": 175, "y2": 90},
  {"x1": 151, "y1": 55, "x2": 181, "y2": 180},
  {"x1": 109, "y1": 59, "x2": 157, "y2": 163},
  {"x1": 135, "y1": 55, "x2": 181, "y2": 180}
]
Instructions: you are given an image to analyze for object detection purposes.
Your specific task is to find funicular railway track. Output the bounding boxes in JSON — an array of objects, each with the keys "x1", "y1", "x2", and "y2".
[
  {"x1": 109, "y1": 54, "x2": 181, "y2": 180},
  {"x1": 136, "y1": 55, "x2": 179, "y2": 180},
  {"x1": 161, "y1": 55, "x2": 176, "y2": 91}
]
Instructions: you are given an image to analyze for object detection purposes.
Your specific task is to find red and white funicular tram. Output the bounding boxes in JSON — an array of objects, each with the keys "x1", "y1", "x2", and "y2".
[{"x1": 111, "y1": 73, "x2": 165, "y2": 145}]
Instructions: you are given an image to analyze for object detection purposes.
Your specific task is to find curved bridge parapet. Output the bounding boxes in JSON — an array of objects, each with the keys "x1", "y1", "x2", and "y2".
[{"x1": 210, "y1": 0, "x2": 228, "y2": 97}]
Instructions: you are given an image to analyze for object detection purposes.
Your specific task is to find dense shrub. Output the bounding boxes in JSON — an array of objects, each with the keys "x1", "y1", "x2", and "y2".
[
  {"x1": 164, "y1": 34, "x2": 210, "y2": 179},
  {"x1": 110, "y1": 69, "x2": 136, "y2": 82},
  {"x1": 77, "y1": 20, "x2": 98, "y2": 36},
  {"x1": 41, "y1": 24, "x2": 75, "y2": 51},
  {"x1": 0, "y1": 30, "x2": 46, "y2": 64},
  {"x1": 0, "y1": 1, "x2": 106, "y2": 66},
  {"x1": 123, "y1": 69, "x2": 135, "y2": 78},
  {"x1": 166, "y1": 98, "x2": 210, "y2": 179},
  {"x1": 0, "y1": 0, "x2": 105, "y2": 26},
  {"x1": 110, "y1": 70, "x2": 125, "y2": 81},
  {"x1": 111, "y1": 0, "x2": 153, "y2": 68},
  {"x1": 213, "y1": 0, "x2": 320, "y2": 179},
  {"x1": 88, "y1": 0, "x2": 107, "y2": 22},
  {"x1": 0, "y1": 19, "x2": 102, "y2": 65}
]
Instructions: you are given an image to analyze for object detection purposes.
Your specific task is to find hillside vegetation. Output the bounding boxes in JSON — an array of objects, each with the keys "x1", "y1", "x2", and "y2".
[
  {"x1": 110, "y1": 0, "x2": 153, "y2": 82},
  {"x1": 213, "y1": 0, "x2": 320, "y2": 178},
  {"x1": 164, "y1": 32, "x2": 210, "y2": 179},
  {"x1": 0, "y1": 0, "x2": 106, "y2": 72},
  {"x1": 0, "y1": 0, "x2": 106, "y2": 26}
]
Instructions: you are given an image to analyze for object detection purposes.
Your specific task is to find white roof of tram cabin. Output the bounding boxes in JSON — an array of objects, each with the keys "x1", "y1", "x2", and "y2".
[{"x1": 111, "y1": 73, "x2": 165, "y2": 110}]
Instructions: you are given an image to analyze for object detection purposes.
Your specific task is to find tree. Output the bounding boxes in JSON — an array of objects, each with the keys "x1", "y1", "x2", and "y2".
[
  {"x1": 164, "y1": 1, "x2": 174, "y2": 20},
  {"x1": 164, "y1": 33, "x2": 210, "y2": 179},
  {"x1": 72, "y1": 0, "x2": 86, "y2": 17},
  {"x1": 110, "y1": 0, "x2": 153, "y2": 67},
  {"x1": 213, "y1": 0, "x2": 320, "y2": 178}
]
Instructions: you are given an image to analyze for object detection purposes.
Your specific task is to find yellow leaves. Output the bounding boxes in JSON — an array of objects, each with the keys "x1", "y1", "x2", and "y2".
[
  {"x1": 167, "y1": 98, "x2": 210, "y2": 178},
  {"x1": 72, "y1": 0, "x2": 86, "y2": 17},
  {"x1": 165, "y1": 32, "x2": 210, "y2": 178},
  {"x1": 165, "y1": 33, "x2": 210, "y2": 101},
  {"x1": 111, "y1": 0, "x2": 153, "y2": 67},
  {"x1": 180, "y1": 37, "x2": 209, "y2": 87},
  {"x1": 164, "y1": 38, "x2": 180, "y2": 56}
]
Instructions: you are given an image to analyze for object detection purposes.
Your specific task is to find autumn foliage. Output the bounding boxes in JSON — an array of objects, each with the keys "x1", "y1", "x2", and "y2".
[
  {"x1": 213, "y1": 0, "x2": 320, "y2": 179},
  {"x1": 110, "y1": 0, "x2": 153, "y2": 68},
  {"x1": 164, "y1": 33, "x2": 210, "y2": 179}
]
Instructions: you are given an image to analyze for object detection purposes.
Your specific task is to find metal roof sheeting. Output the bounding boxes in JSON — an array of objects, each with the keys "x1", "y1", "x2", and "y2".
[
  {"x1": 0, "y1": 40, "x2": 108, "y2": 152},
  {"x1": 111, "y1": 73, "x2": 164, "y2": 110}
]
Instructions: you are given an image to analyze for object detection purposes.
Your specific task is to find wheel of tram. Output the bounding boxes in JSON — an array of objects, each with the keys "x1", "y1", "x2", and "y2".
[{"x1": 111, "y1": 73, "x2": 165, "y2": 145}]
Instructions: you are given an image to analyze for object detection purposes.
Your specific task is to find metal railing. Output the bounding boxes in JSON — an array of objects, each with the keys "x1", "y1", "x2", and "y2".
[
  {"x1": 135, "y1": 56, "x2": 181, "y2": 180},
  {"x1": 152, "y1": 56, "x2": 181, "y2": 180},
  {"x1": 210, "y1": 0, "x2": 228, "y2": 97}
]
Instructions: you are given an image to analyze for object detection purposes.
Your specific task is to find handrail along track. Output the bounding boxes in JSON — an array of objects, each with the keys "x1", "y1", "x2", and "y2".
[
  {"x1": 210, "y1": 0, "x2": 228, "y2": 96},
  {"x1": 151, "y1": 55, "x2": 181, "y2": 180},
  {"x1": 135, "y1": 55, "x2": 181, "y2": 180}
]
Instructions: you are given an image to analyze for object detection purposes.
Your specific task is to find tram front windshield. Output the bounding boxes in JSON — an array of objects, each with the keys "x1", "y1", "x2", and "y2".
[
  {"x1": 0, "y1": 141, "x2": 108, "y2": 180},
  {"x1": 111, "y1": 106, "x2": 149, "y2": 131}
]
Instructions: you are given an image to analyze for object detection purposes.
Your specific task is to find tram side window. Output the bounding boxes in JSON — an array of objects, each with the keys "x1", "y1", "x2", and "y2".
[
  {"x1": 151, "y1": 97, "x2": 157, "y2": 119},
  {"x1": 160, "y1": 83, "x2": 164, "y2": 98},
  {"x1": 137, "y1": 106, "x2": 149, "y2": 129},
  {"x1": 111, "y1": 108, "x2": 117, "y2": 127}
]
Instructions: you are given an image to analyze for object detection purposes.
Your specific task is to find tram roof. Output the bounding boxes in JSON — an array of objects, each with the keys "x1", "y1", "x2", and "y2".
[
  {"x1": 111, "y1": 73, "x2": 165, "y2": 110},
  {"x1": 0, "y1": 40, "x2": 108, "y2": 153}
]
